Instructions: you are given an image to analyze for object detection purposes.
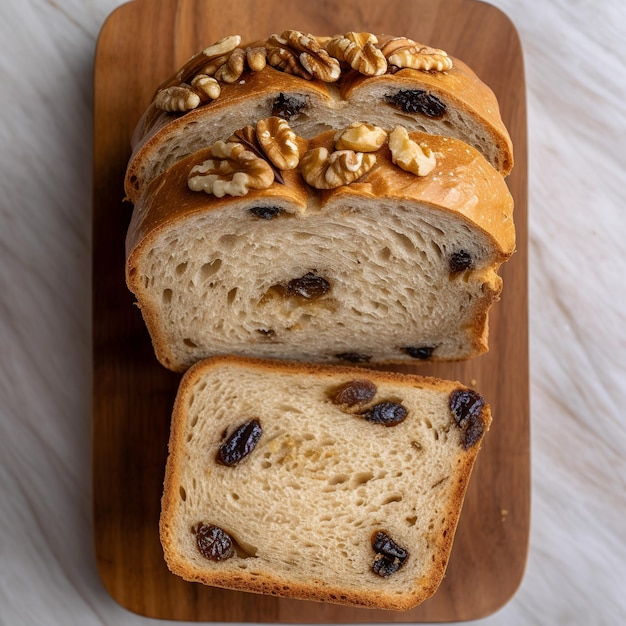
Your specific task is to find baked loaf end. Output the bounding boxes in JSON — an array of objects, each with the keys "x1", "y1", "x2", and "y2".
[
  {"x1": 160, "y1": 355, "x2": 492, "y2": 610},
  {"x1": 124, "y1": 31, "x2": 513, "y2": 202},
  {"x1": 125, "y1": 127, "x2": 514, "y2": 372}
]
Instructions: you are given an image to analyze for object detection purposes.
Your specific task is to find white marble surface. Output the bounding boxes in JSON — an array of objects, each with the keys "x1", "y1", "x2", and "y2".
[{"x1": 1, "y1": 0, "x2": 625, "y2": 624}]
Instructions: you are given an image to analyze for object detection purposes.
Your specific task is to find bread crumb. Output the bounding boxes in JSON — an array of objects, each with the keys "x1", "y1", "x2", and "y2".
[{"x1": 501, "y1": 508, "x2": 508, "y2": 522}]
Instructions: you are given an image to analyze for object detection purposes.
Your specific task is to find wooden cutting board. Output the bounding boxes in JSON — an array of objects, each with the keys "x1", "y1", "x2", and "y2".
[{"x1": 92, "y1": 0, "x2": 529, "y2": 621}]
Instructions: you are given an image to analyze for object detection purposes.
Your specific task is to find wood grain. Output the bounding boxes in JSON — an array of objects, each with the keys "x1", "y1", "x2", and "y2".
[{"x1": 92, "y1": 0, "x2": 529, "y2": 620}]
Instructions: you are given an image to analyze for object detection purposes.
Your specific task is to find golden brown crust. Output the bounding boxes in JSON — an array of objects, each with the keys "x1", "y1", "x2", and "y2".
[{"x1": 159, "y1": 355, "x2": 491, "y2": 610}]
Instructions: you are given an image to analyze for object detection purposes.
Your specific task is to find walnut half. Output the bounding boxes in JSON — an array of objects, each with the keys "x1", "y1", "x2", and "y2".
[
  {"x1": 324, "y1": 32, "x2": 387, "y2": 76},
  {"x1": 388, "y1": 126, "x2": 436, "y2": 177},
  {"x1": 188, "y1": 142, "x2": 275, "y2": 197},
  {"x1": 266, "y1": 30, "x2": 341, "y2": 82},
  {"x1": 381, "y1": 37, "x2": 453, "y2": 72},
  {"x1": 300, "y1": 147, "x2": 376, "y2": 189},
  {"x1": 256, "y1": 117, "x2": 308, "y2": 170},
  {"x1": 335, "y1": 122, "x2": 388, "y2": 152}
]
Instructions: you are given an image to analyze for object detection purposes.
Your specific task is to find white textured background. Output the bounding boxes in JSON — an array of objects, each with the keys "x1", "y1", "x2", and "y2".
[{"x1": 1, "y1": 1, "x2": 624, "y2": 624}]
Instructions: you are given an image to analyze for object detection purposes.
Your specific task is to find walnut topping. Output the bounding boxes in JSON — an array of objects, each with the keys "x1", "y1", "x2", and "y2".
[
  {"x1": 246, "y1": 46, "x2": 268, "y2": 72},
  {"x1": 200, "y1": 36, "x2": 243, "y2": 66},
  {"x1": 190, "y1": 74, "x2": 221, "y2": 101},
  {"x1": 154, "y1": 84, "x2": 201, "y2": 112},
  {"x1": 381, "y1": 37, "x2": 453, "y2": 72},
  {"x1": 300, "y1": 147, "x2": 376, "y2": 189},
  {"x1": 388, "y1": 126, "x2": 436, "y2": 176},
  {"x1": 172, "y1": 35, "x2": 242, "y2": 86},
  {"x1": 335, "y1": 122, "x2": 387, "y2": 152},
  {"x1": 154, "y1": 31, "x2": 452, "y2": 114},
  {"x1": 188, "y1": 141, "x2": 274, "y2": 197},
  {"x1": 154, "y1": 35, "x2": 242, "y2": 111},
  {"x1": 266, "y1": 30, "x2": 341, "y2": 82},
  {"x1": 325, "y1": 32, "x2": 387, "y2": 76},
  {"x1": 201, "y1": 44, "x2": 266, "y2": 84},
  {"x1": 228, "y1": 124, "x2": 284, "y2": 184},
  {"x1": 256, "y1": 117, "x2": 308, "y2": 170},
  {"x1": 213, "y1": 47, "x2": 246, "y2": 83}
]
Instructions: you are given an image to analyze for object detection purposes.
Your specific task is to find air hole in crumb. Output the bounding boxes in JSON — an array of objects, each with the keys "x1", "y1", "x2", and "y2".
[
  {"x1": 200, "y1": 259, "x2": 222, "y2": 280},
  {"x1": 218, "y1": 234, "x2": 239, "y2": 248},
  {"x1": 230, "y1": 492, "x2": 240, "y2": 501},
  {"x1": 227, "y1": 287, "x2": 238, "y2": 305},
  {"x1": 183, "y1": 338, "x2": 197, "y2": 347},
  {"x1": 382, "y1": 494, "x2": 403, "y2": 505},
  {"x1": 424, "y1": 418, "x2": 433, "y2": 429},
  {"x1": 352, "y1": 471, "x2": 374, "y2": 485},
  {"x1": 328, "y1": 474, "x2": 350, "y2": 486},
  {"x1": 406, "y1": 516, "x2": 418, "y2": 526},
  {"x1": 179, "y1": 486, "x2": 186, "y2": 501},
  {"x1": 175, "y1": 262, "x2": 188, "y2": 275},
  {"x1": 162, "y1": 288, "x2": 172, "y2": 304},
  {"x1": 378, "y1": 247, "x2": 392, "y2": 260}
]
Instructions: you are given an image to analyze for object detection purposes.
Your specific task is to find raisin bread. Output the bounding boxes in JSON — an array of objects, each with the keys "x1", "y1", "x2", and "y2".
[
  {"x1": 160, "y1": 355, "x2": 492, "y2": 610},
  {"x1": 125, "y1": 124, "x2": 515, "y2": 372},
  {"x1": 125, "y1": 31, "x2": 513, "y2": 203}
]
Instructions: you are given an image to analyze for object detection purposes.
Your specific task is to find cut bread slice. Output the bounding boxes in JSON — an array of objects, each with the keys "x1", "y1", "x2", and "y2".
[
  {"x1": 125, "y1": 129, "x2": 515, "y2": 372},
  {"x1": 160, "y1": 355, "x2": 492, "y2": 610}
]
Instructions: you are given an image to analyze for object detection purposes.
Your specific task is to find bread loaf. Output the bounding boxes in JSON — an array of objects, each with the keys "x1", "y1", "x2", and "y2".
[
  {"x1": 160, "y1": 355, "x2": 492, "y2": 610},
  {"x1": 125, "y1": 123, "x2": 515, "y2": 372},
  {"x1": 125, "y1": 31, "x2": 513, "y2": 203}
]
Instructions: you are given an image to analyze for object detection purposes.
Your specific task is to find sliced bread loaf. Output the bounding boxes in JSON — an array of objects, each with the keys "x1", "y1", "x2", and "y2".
[
  {"x1": 160, "y1": 355, "x2": 492, "y2": 610},
  {"x1": 125, "y1": 123, "x2": 515, "y2": 372}
]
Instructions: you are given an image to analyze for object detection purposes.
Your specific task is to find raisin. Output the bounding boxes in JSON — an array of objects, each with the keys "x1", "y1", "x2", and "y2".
[
  {"x1": 371, "y1": 531, "x2": 408, "y2": 577},
  {"x1": 386, "y1": 90, "x2": 446, "y2": 118},
  {"x1": 271, "y1": 93, "x2": 307, "y2": 120},
  {"x1": 194, "y1": 523, "x2": 235, "y2": 561},
  {"x1": 449, "y1": 250, "x2": 473, "y2": 272},
  {"x1": 404, "y1": 346, "x2": 434, "y2": 359},
  {"x1": 217, "y1": 419, "x2": 263, "y2": 466},
  {"x1": 249, "y1": 206, "x2": 283, "y2": 220},
  {"x1": 333, "y1": 380, "x2": 377, "y2": 407},
  {"x1": 363, "y1": 401, "x2": 407, "y2": 426},
  {"x1": 286, "y1": 272, "x2": 330, "y2": 299},
  {"x1": 449, "y1": 389, "x2": 485, "y2": 449}
]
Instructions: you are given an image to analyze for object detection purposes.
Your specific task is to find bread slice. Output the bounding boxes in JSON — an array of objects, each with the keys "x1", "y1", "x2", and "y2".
[
  {"x1": 160, "y1": 355, "x2": 492, "y2": 610},
  {"x1": 125, "y1": 128, "x2": 515, "y2": 372},
  {"x1": 125, "y1": 33, "x2": 513, "y2": 203}
]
